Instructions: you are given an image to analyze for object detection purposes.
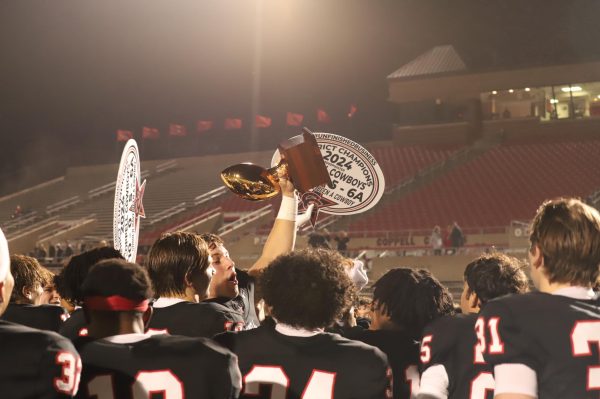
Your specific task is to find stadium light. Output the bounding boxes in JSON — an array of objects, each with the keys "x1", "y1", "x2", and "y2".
[
  {"x1": 525, "y1": 88, "x2": 530, "y2": 92},
  {"x1": 492, "y1": 90, "x2": 497, "y2": 95},
  {"x1": 508, "y1": 89, "x2": 514, "y2": 93},
  {"x1": 561, "y1": 86, "x2": 582, "y2": 92}
]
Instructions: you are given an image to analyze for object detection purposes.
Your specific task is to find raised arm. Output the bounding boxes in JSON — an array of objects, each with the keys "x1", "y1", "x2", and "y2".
[{"x1": 248, "y1": 178, "x2": 297, "y2": 276}]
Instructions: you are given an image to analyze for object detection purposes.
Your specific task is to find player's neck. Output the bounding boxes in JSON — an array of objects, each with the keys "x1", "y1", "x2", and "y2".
[
  {"x1": 162, "y1": 292, "x2": 196, "y2": 303},
  {"x1": 88, "y1": 315, "x2": 145, "y2": 339},
  {"x1": 537, "y1": 278, "x2": 584, "y2": 294}
]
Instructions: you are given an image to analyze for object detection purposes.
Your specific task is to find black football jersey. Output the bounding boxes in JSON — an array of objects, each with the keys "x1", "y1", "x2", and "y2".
[
  {"x1": 344, "y1": 328, "x2": 420, "y2": 399},
  {"x1": 215, "y1": 324, "x2": 392, "y2": 399},
  {"x1": 420, "y1": 313, "x2": 494, "y2": 399},
  {"x1": 480, "y1": 291, "x2": 600, "y2": 398},
  {"x1": 74, "y1": 333, "x2": 241, "y2": 399},
  {"x1": 2, "y1": 303, "x2": 68, "y2": 332},
  {"x1": 0, "y1": 320, "x2": 82, "y2": 398},
  {"x1": 60, "y1": 309, "x2": 88, "y2": 340},
  {"x1": 147, "y1": 300, "x2": 244, "y2": 337},
  {"x1": 206, "y1": 268, "x2": 260, "y2": 329}
]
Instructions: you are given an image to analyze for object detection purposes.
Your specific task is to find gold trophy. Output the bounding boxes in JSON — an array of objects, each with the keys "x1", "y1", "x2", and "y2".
[{"x1": 221, "y1": 128, "x2": 332, "y2": 201}]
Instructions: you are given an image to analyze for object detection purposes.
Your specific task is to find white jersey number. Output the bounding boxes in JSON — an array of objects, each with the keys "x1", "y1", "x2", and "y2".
[
  {"x1": 405, "y1": 365, "x2": 420, "y2": 398},
  {"x1": 243, "y1": 365, "x2": 336, "y2": 399},
  {"x1": 54, "y1": 351, "x2": 82, "y2": 396},
  {"x1": 87, "y1": 370, "x2": 183, "y2": 399},
  {"x1": 470, "y1": 371, "x2": 495, "y2": 399},
  {"x1": 571, "y1": 321, "x2": 600, "y2": 390}
]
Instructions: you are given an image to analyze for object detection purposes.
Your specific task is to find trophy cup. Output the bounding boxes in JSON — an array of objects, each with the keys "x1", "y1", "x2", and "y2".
[{"x1": 221, "y1": 128, "x2": 332, "y2": 201}]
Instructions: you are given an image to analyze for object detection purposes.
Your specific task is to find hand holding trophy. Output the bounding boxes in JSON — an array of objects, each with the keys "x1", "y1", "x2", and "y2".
[{"x1": 220, "y1": 127, "x2": 332, "y2": 201}]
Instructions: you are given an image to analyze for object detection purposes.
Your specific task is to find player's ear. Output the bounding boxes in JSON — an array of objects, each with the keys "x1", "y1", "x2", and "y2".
[
  {"x1": 183, "y1": 271, "x2": 194, "y2": 288},
  {"x1": 530, "y1": 245, "x2": 544, "y2": 269},
  {"x1": 21, "y1": 285, "x2": 31, "y2": 300},
  {"x1": 469, "y1": 291, "x2": 480, "y2": 311},
  {"x1": 142, "y1": 306, "x2": 153, "y2": 328}
]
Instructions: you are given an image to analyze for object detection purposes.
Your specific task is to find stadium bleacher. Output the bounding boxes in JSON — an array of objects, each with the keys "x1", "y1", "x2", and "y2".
[{"x1": 350, "y1": 137, "x2": 600, "y2": 231}]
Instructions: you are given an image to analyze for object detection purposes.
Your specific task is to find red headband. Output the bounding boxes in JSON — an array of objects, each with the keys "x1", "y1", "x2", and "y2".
[{"x1": 84, "y1": 295, "x2": 149, "y2": 312}]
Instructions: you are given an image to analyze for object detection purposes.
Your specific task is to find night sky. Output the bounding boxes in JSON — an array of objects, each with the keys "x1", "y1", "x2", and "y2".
[{"x1": 0, "y1": 0, "x2": 599, "y2": 184}]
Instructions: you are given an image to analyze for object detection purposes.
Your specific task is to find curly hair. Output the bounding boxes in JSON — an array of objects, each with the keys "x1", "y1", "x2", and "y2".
[
  {"x1": 146, "y1": 232, "x2": 210, "y2": 297},
  {"x1": 56, "y1": 247, "x2": 124, "y2": 306},
  {"x1": 261, "y1": 248, "x2": 354, "y2": 330},
  {"x1": 529, "y1": 197, "x2": 600, "y2": 286},
  {"x1": 10, "y1": 255, "x2": 49, "y2": 303},
  {"x1": 464, "y1": 252, "x2": 529, "y2": 304},
  {"x1": 373, "y1": 268, "x2": 454, "y2": 339}
]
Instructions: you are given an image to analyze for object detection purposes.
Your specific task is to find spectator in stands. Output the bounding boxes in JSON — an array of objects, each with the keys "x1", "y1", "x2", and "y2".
[
  {"x1": 307, "y1": 228, "x2": 330, "y2": 249},
  {"x1": 64, "y1": 242, "x2": 74, "y2": 258},
  {"x1": 1, "y1": 254, "x2": 67, "y2": 331},
  {"x1": 57, "y1": 246, "x2": 125, "y2": 339},
  {"x1": 450, "y1": 221, "x2": 465, "y2": 254},
  {"x1": 430, "y1": 225, "x2": 443, "y2": 256},
  {"x1": 55, "y1": 243, "x2": 64, "y2": 260},
  {"x1": 33, "y1": 244, "x2": 47, "y2": 261},
  {"x1": 48, "y1": 243, "x2": 56, "y2": 260},
  {"x1": 200, "y1": 177, "x2": 299, "y2": 329},
  {"x1": 11, "y1": 204, "x2": 21, "y2": 219},
  {"x1": 333, "y1": 230, "x2": 351, "y2": 256}
]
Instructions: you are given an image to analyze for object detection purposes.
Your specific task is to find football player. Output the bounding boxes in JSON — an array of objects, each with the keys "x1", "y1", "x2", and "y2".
[
  {"x1": 75, "y1": 258, "x2": 241, "y2": 398},
  {"x1": 201, "y1": 177, "x2": 300, "y2": 329},
  {"x1": 215, "y1": 248, "x2": 392, "y2": 399},
  {"x1": 418, "y1": 253, "x2": 529, "y2": 399},
  {"x1": 345, "y1": 267, "x2": 455, "y2": 399},
  {"x1": 480, "y1": 198, "x2": 600, "y2": 399},
  {"x1": 145, "y1": 231, "x2": 244, "y2": 336},
  {"x1": 0, "y1": 228, "x2": 82, "y2": 398},
  {"x1": 1, "y1": 254, "x2": 68, "y2": 331},
  {"x1": 57, "y1": 247, "x2": 124, "y2": 339}
]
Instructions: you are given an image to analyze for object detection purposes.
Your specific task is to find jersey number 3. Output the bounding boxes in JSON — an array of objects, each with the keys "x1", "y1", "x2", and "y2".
[
  {"x1": 243, "y1": 365, "x2": 335, "y2": 399},
  {"x1": 571, "y1": 321, "x2": 600, "y2": 390}
]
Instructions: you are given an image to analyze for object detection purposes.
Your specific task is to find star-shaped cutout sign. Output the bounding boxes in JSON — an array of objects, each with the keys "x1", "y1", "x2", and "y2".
[
  {"x1": 129, "y1": 178, "x2": 146, "y2": 228},
  {"x1": 299, "y1": 191, "x2": 337, "y2": 228}
]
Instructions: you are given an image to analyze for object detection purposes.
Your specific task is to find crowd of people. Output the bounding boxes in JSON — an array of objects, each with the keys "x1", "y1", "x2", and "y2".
[{"x1": 0, "y1": 189, "x2": 598, "y2": 398}]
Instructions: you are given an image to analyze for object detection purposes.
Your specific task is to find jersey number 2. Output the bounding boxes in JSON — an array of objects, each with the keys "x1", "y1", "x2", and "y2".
[{"x1": 243, "y1": 365, "x2": 335, "y2": 399}]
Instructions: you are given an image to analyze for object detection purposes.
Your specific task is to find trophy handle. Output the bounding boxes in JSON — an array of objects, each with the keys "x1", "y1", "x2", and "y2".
[{"x1": 265, "y1": 160, "x2": 288, "y2": 186}]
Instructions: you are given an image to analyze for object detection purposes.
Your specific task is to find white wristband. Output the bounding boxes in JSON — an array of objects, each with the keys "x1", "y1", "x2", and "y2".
[{"x1": 276, "y1": 194, "x2": 298, "y2": 221}]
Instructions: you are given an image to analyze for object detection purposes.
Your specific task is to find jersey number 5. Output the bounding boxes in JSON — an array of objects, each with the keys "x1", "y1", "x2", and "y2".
[{"x1": 243, "y1": 365, "x2": 335, "y2": 399}]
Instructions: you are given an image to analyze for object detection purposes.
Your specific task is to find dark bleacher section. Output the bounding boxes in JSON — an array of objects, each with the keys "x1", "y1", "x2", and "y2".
[{"x1": 351, "y1": 138, "x2": 600, "y2": 231}]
